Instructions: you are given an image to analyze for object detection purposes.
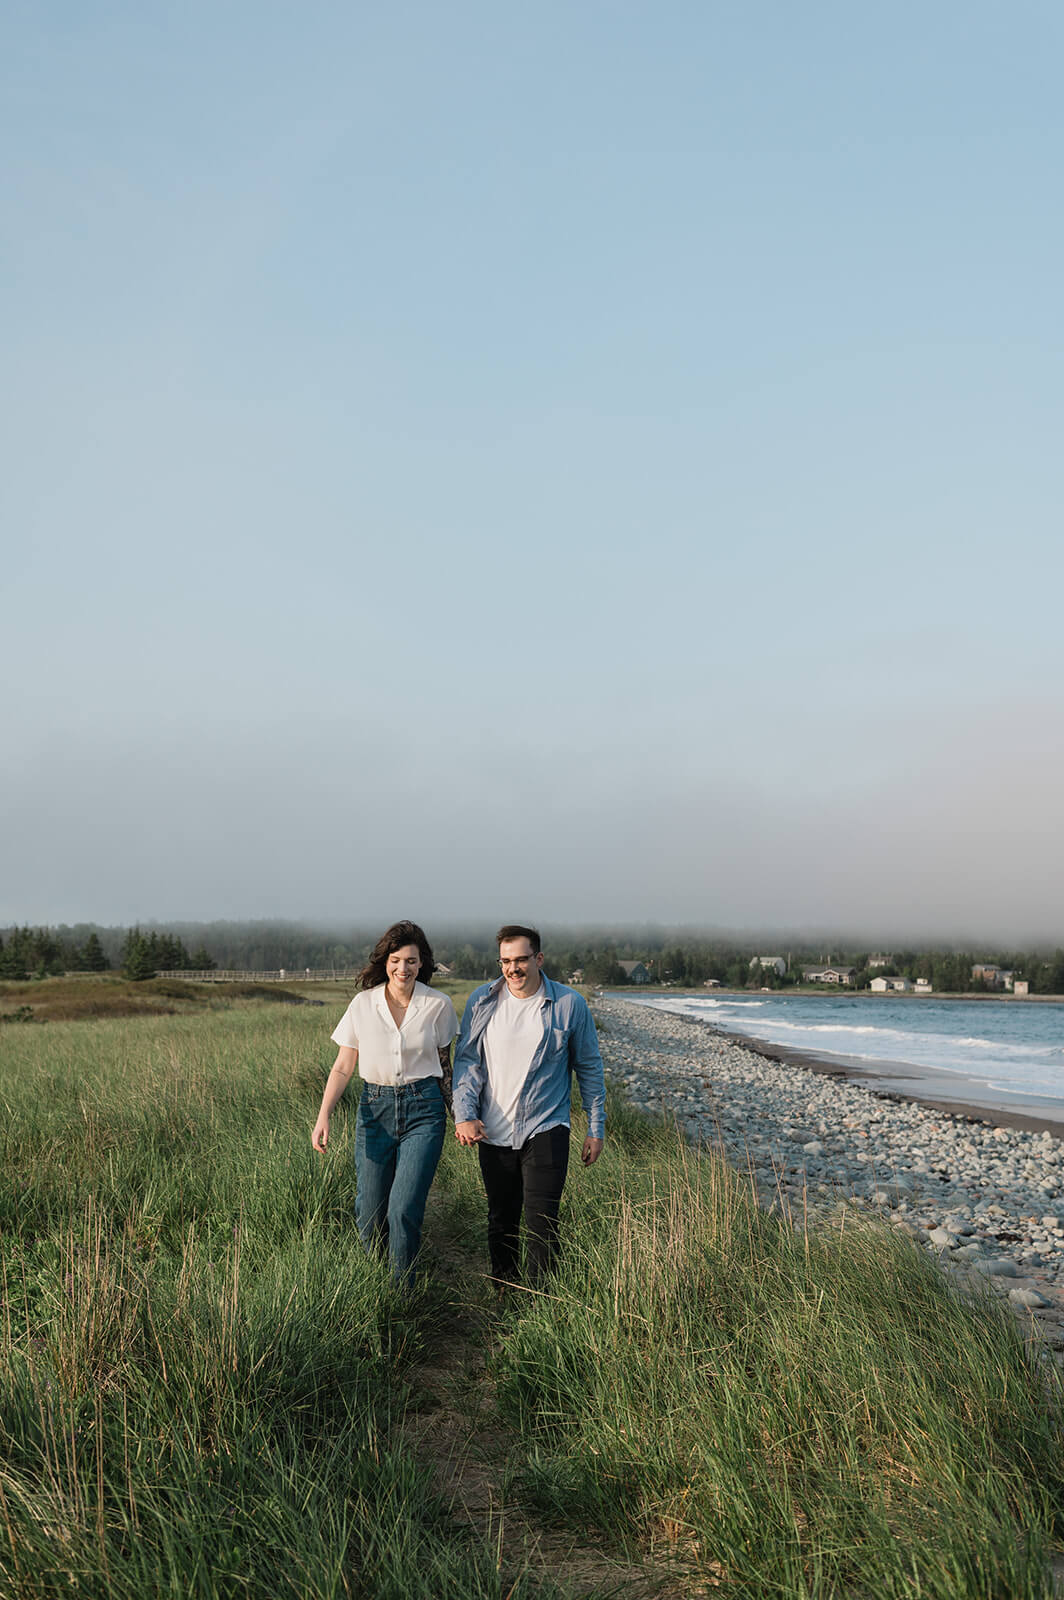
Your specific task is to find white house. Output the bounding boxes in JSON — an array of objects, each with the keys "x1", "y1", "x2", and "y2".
[
  {"x1": 870, "y1": 975, "x2": 913, "y2": 993},
  {"x1": 914, "y1": 978, "x2": 933, "y2": 994},
  {"x1": 803, "y1": 966, "x2": 856, "y2": 986},
  {"x1": 750, "y1": 956, "x2": 786, "y2": 977}
]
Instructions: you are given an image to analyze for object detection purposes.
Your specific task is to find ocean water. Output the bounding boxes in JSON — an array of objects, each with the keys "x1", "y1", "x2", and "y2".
[{"x1": 617, "y1": 992, "x2": 1064, "y2": 1102}]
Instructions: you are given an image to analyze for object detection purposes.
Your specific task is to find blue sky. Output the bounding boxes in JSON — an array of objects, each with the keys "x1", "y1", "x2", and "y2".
[{"x1": 4, "y1": 2, "x2": 1063, "y2": 939}]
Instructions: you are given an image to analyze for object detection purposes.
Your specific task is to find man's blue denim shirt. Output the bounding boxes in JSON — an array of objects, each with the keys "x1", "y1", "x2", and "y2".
[{"x1": 452, "y1": 974, "x2": 606, "y2": 1146}]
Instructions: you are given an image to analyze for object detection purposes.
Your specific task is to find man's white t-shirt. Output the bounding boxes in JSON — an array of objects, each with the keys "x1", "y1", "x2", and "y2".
[{"x1": 480, "y1": 984, "x2": 548, "y2": 1147}]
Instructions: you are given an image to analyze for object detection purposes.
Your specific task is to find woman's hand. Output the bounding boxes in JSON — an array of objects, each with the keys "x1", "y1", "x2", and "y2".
[
  {"x1": 313, "y1": 1048, "x2": 357, "y2": 1153},
  {"x1": 454, "y1": 1119, "x2": 486, "y2": 1146}
]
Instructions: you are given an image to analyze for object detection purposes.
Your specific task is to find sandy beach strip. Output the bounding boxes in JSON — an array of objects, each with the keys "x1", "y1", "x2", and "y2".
[{"x1": 594, "y1": 994, "x2": 1064, "y2": 1354}]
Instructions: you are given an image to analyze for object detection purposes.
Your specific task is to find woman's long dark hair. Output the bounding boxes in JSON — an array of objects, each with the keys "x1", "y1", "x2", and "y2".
[{"x1": 357, "y1": 921, "x2": 436, "y2": 991}]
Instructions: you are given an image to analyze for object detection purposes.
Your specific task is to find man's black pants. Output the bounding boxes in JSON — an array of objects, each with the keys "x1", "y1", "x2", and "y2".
[{"x1": 477, "y1": 1125, "x2": 570, "y2": 1287}]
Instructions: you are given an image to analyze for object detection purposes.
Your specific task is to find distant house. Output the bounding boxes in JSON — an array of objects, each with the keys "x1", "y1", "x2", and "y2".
[
  {"x1": 703, "y1": 977, "x2": 722, "y2": 988},
  {"x1": 972, "y1": 964, "x2": 1014, "y2": 991},
  {"x1": 914, "y1": 978, "x2": 933, "y2": 994},
  {"x1": 568, "y1": 968, "x2": 585, "y2": 985},
  {"x1": 802, "y1": 965, "x2": 856, "y2": 986},
  {"x1": 870, "y1": 975, "x2": 913, "y2": 993},
  {"x1": 868, "y1": 954, "x2": 894, "y2": 969},
  {"x1": 618, "y1": 960, "x2": 651, "y2": 985},
  {"x1": 1013, "y1": 979, "x2": 1030, "y2": 997},
  {"x1": 750, "y1": 956, "x2": 786, "y2": 977}
]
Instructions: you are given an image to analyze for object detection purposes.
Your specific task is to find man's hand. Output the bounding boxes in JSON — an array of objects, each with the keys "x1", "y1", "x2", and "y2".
[
  {"x1": 581, "y1": 1136, "x2": 604, "y2": 1166},
  {"x1": 455, "y1": 1119, "x2": 486, "y2": 1146}
]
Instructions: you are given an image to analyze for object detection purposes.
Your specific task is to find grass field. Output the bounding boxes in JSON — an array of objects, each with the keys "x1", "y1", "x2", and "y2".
[{"x1": 1, "y1": 982, "x2": 1062, "y2": 1597}]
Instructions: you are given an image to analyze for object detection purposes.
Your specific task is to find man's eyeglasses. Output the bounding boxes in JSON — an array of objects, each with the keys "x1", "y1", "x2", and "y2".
[{"x1": 499, "y1": 957, "x2": 534, "y2": 970}]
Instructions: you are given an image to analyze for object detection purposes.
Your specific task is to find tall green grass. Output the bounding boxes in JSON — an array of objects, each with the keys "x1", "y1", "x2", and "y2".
[
  {"x1": 493, "y1": 1095, "x2": 1064, "y2": 1597},
  {"x1": 0, "y1": 1006, "x2": 555, "y2": 1599},
  {"x1": 2, "y1": 1000, "x2": 1062, "y2": 1596}
]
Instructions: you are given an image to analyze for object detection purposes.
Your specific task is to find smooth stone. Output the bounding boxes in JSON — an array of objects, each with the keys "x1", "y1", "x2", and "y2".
[
  {"x1": 867, "y1": 1179, "x2": 913, "y2": 1202},
  {"x1": 1008, "y1": 1288, "x2": 1050, "y2": 1308},
  {"x1": 973, "y1": 1259, "x2": 1021, "y2": 1278}
]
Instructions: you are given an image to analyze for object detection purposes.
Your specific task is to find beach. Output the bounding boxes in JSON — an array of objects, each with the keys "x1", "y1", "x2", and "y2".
[
  {"x1": 616, "y1": 988, "x2": 1064, "y2": 1124},
  {"x1": 595, "y1": 994, "x2": 1064, "y2": 1354},
  {"x1": 698, "y1": 1027, "x2": 1064, "y2": 1141}
]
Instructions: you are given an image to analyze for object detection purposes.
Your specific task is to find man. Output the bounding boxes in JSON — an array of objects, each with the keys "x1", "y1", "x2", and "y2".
[{"x1": 453, "y1": 924, "x2": 606, "y2": 1290}]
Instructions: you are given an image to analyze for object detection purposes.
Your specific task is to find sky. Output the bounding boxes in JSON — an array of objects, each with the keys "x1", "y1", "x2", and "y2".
[{"x1": 3, "y1": 2, "x2": 1063, "y2": 942}]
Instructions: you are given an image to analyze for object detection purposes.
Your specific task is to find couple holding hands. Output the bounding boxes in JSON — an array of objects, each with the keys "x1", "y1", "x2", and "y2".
[{"x1": 312, "y1": 920, "x2": 606, "y2": 1290}]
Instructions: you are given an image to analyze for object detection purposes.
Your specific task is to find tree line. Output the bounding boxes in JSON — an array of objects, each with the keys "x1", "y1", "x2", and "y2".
[
  {"x1": 450, "y1": 939, "x2": 1064, "y2": 993},
  {"x1": 0, "y1": 927, "x2": 215, "y2": 982},
  {"x1": 3, "y1": 922, "x2": 1064, "y2": 994}
]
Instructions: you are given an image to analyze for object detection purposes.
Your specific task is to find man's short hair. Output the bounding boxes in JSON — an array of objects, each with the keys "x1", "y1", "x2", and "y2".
[{"x1": 496, "y1": 924, "x2": 541, "y2": 955}]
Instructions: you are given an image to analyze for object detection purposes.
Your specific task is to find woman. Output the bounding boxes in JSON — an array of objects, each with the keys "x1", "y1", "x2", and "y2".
[{"x1": 312, "y1": 921, "x2": 457, "y2": 1281}]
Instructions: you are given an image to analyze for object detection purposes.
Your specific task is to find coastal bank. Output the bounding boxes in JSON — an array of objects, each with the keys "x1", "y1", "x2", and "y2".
[{"x1": 594, "y1": 994, "x2": 1064, "y2": 1357}]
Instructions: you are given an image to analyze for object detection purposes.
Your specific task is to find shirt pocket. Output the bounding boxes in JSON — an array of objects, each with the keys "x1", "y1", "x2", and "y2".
[{"x1": 549, "y1": 1027, "x2": 570, "y2": 1058}]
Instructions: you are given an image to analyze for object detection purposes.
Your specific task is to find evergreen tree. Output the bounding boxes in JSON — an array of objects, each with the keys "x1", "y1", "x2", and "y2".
[
  {"x1": 1035, "y1": 950, "x2": 1064, "y2": 995},
  {"x1": 155, "y1": 933, "x2": 190, "y2": 970},
  {"x1": 2, "y1": 928, "x2": 31, "y2": 979},
  {"x1": 122, "y1": 929, "x2": 157, "y2": 982},
  {"x1": 584, "y1": 948, "x2": 626, "y2": 986},
  {"x1": 81, "y1": 933, "x2": 110, "y2": 972},
  {"x1": 189, "y1": 946, "x2": 216, "y2": 971},
  {"x1": 28, "y1": 929, "x2": 65, "y2": 977}
]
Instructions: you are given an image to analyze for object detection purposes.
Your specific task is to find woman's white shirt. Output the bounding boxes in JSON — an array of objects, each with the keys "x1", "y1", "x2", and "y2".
[{"x1": 330, "y1": 982, "x2": 458, "y2": 1085}]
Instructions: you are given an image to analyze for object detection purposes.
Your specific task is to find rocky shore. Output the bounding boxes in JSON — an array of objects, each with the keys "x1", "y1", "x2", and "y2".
[{"x1": 594, "y1": 996, "x2": 1064, "y2": 1357}]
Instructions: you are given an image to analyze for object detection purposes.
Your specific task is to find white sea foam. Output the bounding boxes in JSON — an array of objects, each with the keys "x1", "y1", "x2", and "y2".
[{"x1": 617, "y1": 991, "x2": 1064, "y2": 1100}]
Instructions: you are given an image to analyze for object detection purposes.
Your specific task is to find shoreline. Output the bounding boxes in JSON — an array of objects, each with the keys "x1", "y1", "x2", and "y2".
[
  {"x1": 594, "y1": 995, "x2": 1064, "y2": 1346},
  {"x1": 609, "y1": 984, "x2": 1064, "y2": 1003},
  {"x1": 606, "y1": 989, "x2": 1064, "y2": 1140},
  {"x1": 707, "y1": 1024, "x2": 1064, "y2": 1141}
]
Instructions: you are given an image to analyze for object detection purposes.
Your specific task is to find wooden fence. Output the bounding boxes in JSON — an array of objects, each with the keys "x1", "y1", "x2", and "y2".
[{"x1": 155, "y1": 969, "x2": 358, "y2": 984}]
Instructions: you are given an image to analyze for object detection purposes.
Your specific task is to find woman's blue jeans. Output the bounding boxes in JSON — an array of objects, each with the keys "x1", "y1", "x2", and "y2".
[{"x1": 354, "y1": 1078, "x2": 445, "y2": 1280}]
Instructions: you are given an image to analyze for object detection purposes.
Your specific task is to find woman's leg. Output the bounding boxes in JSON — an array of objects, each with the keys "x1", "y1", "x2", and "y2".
[
  {"x1": 387, "y1": 1080, "x2": 446, "y2": 1280},
  {"x1": 355, "y1": 1087, "x2": 399, "y2": 1259}
]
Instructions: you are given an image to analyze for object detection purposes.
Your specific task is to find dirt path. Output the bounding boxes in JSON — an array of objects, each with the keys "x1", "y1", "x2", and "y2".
[{"x1": 400, "y1": 1232, "x2": 704, "y2": 1600}]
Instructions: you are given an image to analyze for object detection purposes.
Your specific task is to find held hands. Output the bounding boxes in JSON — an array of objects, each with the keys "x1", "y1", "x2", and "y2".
[
  {"x1": 454, "y1": 1119, "x2": 486, "y2": 1146},
  {"x1": 453, "y1": 1122, "x2": 604, "y2": 1164}
]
